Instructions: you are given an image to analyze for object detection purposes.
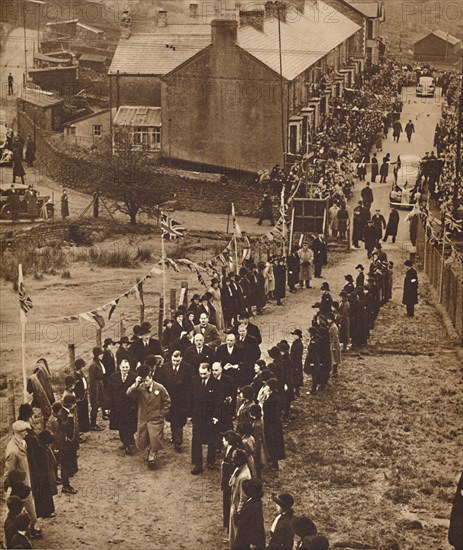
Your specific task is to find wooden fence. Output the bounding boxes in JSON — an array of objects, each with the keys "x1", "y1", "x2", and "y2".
[{"x1": 415, "y1": 222, "x2": 463, "y2": 344}]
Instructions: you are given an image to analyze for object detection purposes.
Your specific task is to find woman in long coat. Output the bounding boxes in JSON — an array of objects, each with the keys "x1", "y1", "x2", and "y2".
[
  {"x1": 286, "y1": 247, "x2": 299, "y2": 292},
  {"x1": 25, "y1": 135, "x2": 36, "y2": 167},
  {"x1": 12, "y1": 141, "x2": 26, "y2": 184},
  {"x1": 232, "y1": 479, "x2": 266, "y2": 550},
  {"x1": 379, "y1": 154, "x2": 390, "y2": 183},
  {"x1": 290, "y1": 330, "x2": 304, "y2": 394},
  {"x1": 74, "y1": 359, "x2": 90, "y2": 433},
  {"x1": 448, "y1": 471, "x2": 463, "y2": 550},
  {"x1": 88, "y1": 347, "x2": 106, "y2": 428},
  {"x1": 383, "y1": 209, "x2": 399, "y2": 243},
  {"x1": 35, "y1": 430, "x2": 58, "y2": 518},
  {"x1": 371, "y1": 154, "x2": 379, "y2": 182},
  {"x1": 262, "y1": 378, "x2": 286, "y2": 469},
  {"x1": 229, "y1": 449, "x2": 252, "y2": 549},
  {"x1": 273, "y1": 258, "x2": 286, "y2": 306}
]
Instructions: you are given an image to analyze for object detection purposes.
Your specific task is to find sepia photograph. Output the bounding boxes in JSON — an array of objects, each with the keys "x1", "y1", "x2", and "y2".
[{"x1": 0, "y1": 0, "x2": 462, "y2": 548}]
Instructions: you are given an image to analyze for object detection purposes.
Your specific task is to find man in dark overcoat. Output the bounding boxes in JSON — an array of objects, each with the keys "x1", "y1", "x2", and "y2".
[
  {"x1": 257, "y1": 193, "x2": 275, "y2": 225},
  {"x1": 189, "y1": 363, "x2": 223, "y2": 474},
  {"x1": 158, "y1": 350, "x2": 192, "y2": 452},
  {"x1": 290, "y1": 329, "x2": 304, "y2": 396},
  {"x1": 105, "y1": 359, "x2": 137, "y2": 454},
  {"x1": 371, "y1": 153, "x2": 379, "y2": 182},
  {"x1": 287, "y1": 247, "x2": 300, "y2": 292},
  {"x1": 311, "y1": 234, "x2": 327, "y2": 278},
  {"x1": 183, "y1": 333, "x2": 215, "y2": 375},
  {"x1": 383, "y1": 209, "x2": 400, "y2": 243},
  {"x1": 236, "y1": 324, "x2": 261, "y2": 386},
  {"x1": 215, "y1": 332, "x2": 243, "y2": 385},
  {"x1": 194, "y1": 312, "x2": 221, "y2": 350},
  {"x1": 212, "y1": 362, "x2": 237, "y2": 434},
  {"x1": 88, "y1": 347, "x2": 106, "y2": 430},
  {"x1": 402, "y1": 260, "x2": 418, "y2": 316},
  {"x1": 361, "y1": 182, "x2": 374, "y2": 209},
  {"x1": 233, "y1": 311, "x2": 262, "y2": 345},
  {"x1": 102, "y1": 338, "x2": 117, "y2": 387},
  {"x1": 371, "y1": 209, "x2": 386, "y2": 241},
  {"x1": 129, "y1": 322, "x2": 163, "y2": 367}
]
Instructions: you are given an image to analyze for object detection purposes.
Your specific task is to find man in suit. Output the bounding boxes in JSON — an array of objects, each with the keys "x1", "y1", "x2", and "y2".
[
  {"x1": 158, "y1": 351, "x2": 192, "y2": 453},
  {"x1": 189, "y1": 363, "x2": 223, "y2": 475},
  {"x1": 183, "y1": 333, "x2": 214, "y2": 375},
  {"x1": 236, "y1": 324, "x2": 261, "y2": 386},
  {"x1": 102, "y1": 338, "x2": 117, "y2": 387},
  {"x1": 128, "y1": 321, "x2": 163, "y2": 368},
  {"x1": 127, "y1": 365, "x2": 171, "y2": 469},
  {"x1": 402, "y1": 259, "x2": 419, "y2": 317},
  {"x1": 211, "y1": 362, "x2": 237, "y2": 433},
  {"x1": 234, "y1": 311, "x2": 262, "y2": 345},
  {"x1": 116, "y1": 336, "x2": 136, "y2": 371},
  {"x1": 194, "y1": 312, "x2": 221, "y2": 350},
  {"x1": 104, "y1": 359, "x2": 138, "y2": 455},
  {"x1": 215, "y1": 332, "x2": 243, "y2": 384}
]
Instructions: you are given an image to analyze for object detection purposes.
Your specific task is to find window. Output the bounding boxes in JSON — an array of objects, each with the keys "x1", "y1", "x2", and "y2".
[
  {"x1": 131, "y1": 126, "x2": 161, "y2": 151},
  {"x1": 367, "y1": 20, "x2": 374, "y2": 40},
  {"x1": 93, "y1": 124, "x2": 102, "y2": 137}
]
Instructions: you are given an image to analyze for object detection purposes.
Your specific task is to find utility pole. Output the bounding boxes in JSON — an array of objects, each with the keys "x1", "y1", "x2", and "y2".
[
  {"x1": 276, "y1": 4, "x2": 286, "y2": 171},
  {"x1": 454, "y1": 53, "x2": 463, "y2": 214}
]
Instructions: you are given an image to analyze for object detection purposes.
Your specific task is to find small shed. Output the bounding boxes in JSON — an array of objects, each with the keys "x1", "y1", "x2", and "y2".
[
  {"x1": 113, "y1": 106, "x2": 162, "y2": 152},
  {"x1": 413, "y1": 30, "x2": 462, "y2": 64},
  {"x1": 78, "y1": 53, "x2": 109, "y2": 72},
  {"x1": 63, "y1": 108, "x2": 115, "y2": 148},
  {"x1": 17, "y1": 89, "x2": 64, "y2": 131}
]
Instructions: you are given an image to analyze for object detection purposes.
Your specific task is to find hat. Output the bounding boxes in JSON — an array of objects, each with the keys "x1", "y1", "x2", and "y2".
[
  {"x1": 267, "y1": 346, "x2": 281, "y2": 360},
  {"x1": 144, "y1": 355, "x2": 158, "y2": 368},
  {"x1": 18, "y1": 403, "x2": 33, "y2": 421},
  {"x1": 174, "y1": 310, "x2": 184, "y2": 318},
  {"x1": 6, "y1": 469, "x2": 26, "y2": 484},
  {"x1": 255, "y1": 359, "x2": 266, "y2": 369},
  {"x1": 272, "y1": 492, "x2": 294, "y2": 510},
  {"x1": 237, "y1": 311, "x2": 250, "y2": 319},
  {"x1": 312, "y1": 302, "x2": 321, "y2": 309},
  {"x1": 132, "y1": 324, "x2": 141, "y2": 336},
  {"x1": 242, "y1": 478, "x2": 264, "y2": 499},
  {"x1": 320, "y1": 282, "x2": 330, "y2": 291},
  {"x1": 344, "y1": 274, "x2": 353, "y2": 281},
  {"x1": 163, "y1": 319, "x2": 172, "y2": 327},
  {"x1": 290, "y1": 516, "x2": 318, "y2": 537},
  {"x1": 74, "y1": 358, "x2": 85, "y2": 370},
  {"x1": 103, "y1": 337, "x2": 115, "y2": 347},
  {"x1": 265, "y1": 378, "x2": 279, "y2": 392},
  {"x1": 13, "y1": 512, "x2": 30, "y2": 532},
  {"x1": 6, "y1": 495, "x2": 23, "y2": 514},
  {"x1": 139, "y1": 322, "x2": 152, "y2": 336},
  {"x1": 221, "y1": 430, "x2": 242, "y2": 447},
  {"x1": 339, "y1": 291, "x2": 348, "y2": 298},
  {"x1": 137, "y1": 364, "x2": 150, "y2": 378},
  {"x1": 63, "y1": 394, "x2": 76, "y2": 407},
  {"x1": 291, "y1": 329, "x2": 302, "y2": 338},
  {"x1": 38, "y1": 430, "x2": 54, "y2": 446},
  {"x1": 404, "y1": 260, "x2": 413, "y2": 267},
  {"x1": 64, "y1": 375, "x2": 75, "y2": 387},
  {"x1": 355, "y1": 264, "x2": 364, "y2": 270},
  {"x1": 12, "y1": 420, "x2": 30, "y2": 434},
  {"x1": 92, "y1": 346, "x2": 103, "y2": 357},
  {"x1": 201, "y1": 292, "x2": 212, "y2": 301},
  {"x1": 240, "y1": 385, "x2": 255, "y2": 400},
  {"x1": 375, "y1": 243, "x2": 382, "y2": 249},
  {"x1": 119, "y1": 336, "x2": 130, "y2": 345},
  {"x1": 191, "y1": 294, "x2": 201, "y2": 301},
  {"x1": 277, "y1": 340, "x2": 290, "y2": 352}
]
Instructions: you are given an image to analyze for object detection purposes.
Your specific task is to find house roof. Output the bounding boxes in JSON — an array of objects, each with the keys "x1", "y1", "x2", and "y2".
[
  {"x1": 415, "y1": 30, "x2": 461, "y2": 46},
  {"x1": 63, "y1": 108, "x2": 113, "y2": 127},
  {"x1": 76, "y1": 22, "x2": 105, "y2": 34},
  {"x1": 345, "y1": 0, "x2": 380, "y2": 18},
  {"x1": 109, "y1": 32, "x2": 211, "y2": 75},
  {"x1": 79, "y1": 53, "x2": 108, "y2": 63},
  {"x1": 236, "y1": 3, "x2": 361, "y2": 81},
  {"x1": 110, "y1": 0, "x2": 360, "y2": 80},
  {"x1": 113, "y1": 106, "x2": 162, "y2": 126},
  {"x1": 20, "y1": 89, "x2": 63, "y2": 108}
]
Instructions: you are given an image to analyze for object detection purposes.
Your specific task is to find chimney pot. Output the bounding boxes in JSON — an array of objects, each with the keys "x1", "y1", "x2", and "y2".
[
  {"x1": 158, "y1": 9, "x2": 167, "y2": 27},
  {"x1": 240, "y1": 9, "x2": 265, "y2": 32}
]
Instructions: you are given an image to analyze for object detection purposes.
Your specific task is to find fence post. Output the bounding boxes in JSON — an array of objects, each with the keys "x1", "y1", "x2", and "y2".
[
  {"x1": 140, "y1": 304, "x2": 145, "y2": 324},
  {"x1": 346, "y1": 222, "x2": 351, "y2": 251},
  {"x1": 170, "y1": 288, "x2": 177, "y2": 319},
  {"x1": 7, "y1": 379, "x2": 16, "y2": 426},
  {"x1": 96, "y1": 328, "x2": 102, "y2": 347},
  {"x1": 119, "y1": 316, "x2": 126, "y2": 339},
  {"x1": 158, "y1": 297, "x2": 164, "y2": 339},
  {"x1": 180, "y1": 281, "x2": 188, "y2": 307},
  {"x1": 68, "y1": 343, "x2": 75, "y2": 370}
]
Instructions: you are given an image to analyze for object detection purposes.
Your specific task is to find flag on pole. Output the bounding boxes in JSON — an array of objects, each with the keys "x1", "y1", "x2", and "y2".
[
  {"x1": 160, "y1": 212, "x2": 187, "y2": 240},
  {"x1": 19, "y1": 265, "x2": 33, "y2": 322},
  {"x1": 231, "y1": 203, "x2": 242, "y2": 238}
]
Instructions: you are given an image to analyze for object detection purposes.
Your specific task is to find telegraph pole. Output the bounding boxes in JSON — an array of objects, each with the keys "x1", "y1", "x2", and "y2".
[
  {"x1": 454, "y1": 53, "x2": 463, "y2": 214},
  {"x1": 276, "y1": 4, "x2": 286, "y2": 170}
]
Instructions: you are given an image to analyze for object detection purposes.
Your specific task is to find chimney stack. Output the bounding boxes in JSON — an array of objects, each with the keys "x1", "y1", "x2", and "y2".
[
  {"x1": 189, "y1": 3, "x2": 198, "y2": 19},
  {"x1": 265, "y1": 1, "x2": 287, "y2": 23},
  {"x1": 211, "y1": 19, "x2": 238, "y2": 50},
  {"x1": 239, "y1": 8, "x2": 265, "y2": 32},
  {"x1": 158, "y1": 9, "x2": 167, "y2": 27}
]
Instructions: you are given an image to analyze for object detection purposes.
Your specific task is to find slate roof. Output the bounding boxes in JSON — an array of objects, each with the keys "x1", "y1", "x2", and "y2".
[
  {"x1": 113, "y1": 106, "x2": 162, "y2": 126},
  {"x1": 110, "y1": 0, "x2": 360, "y2": 81},
  {"x1": 345, "y1": 0, "x2": 380, "y2": 18}
]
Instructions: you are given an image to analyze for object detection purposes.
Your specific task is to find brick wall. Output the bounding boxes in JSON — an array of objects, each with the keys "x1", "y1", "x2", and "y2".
[{"x1": 0, "y1": 223, "x2": 69, "y2": 250}]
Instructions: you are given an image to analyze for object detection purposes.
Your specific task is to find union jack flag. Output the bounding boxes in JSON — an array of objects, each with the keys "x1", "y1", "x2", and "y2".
[
  {"x1": 160, "y1": 212, "x2": 187, "y2": 240},
  {"x1": 18, "y1": 265, "x2": 32, "y2": 318}
]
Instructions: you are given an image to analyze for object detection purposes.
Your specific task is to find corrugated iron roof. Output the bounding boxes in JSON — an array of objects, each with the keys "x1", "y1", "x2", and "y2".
[
  {"x1": 21, "y1": 88, "x2": 63, "y2": 107},
  {"x1": 345, "y1": 0, "x2": 380, "y2": 18},
  {"x1": 113, "y1": 106, "x2": 162, "y2": 126},
  {"x1": 414, "y1": 30, "x2": 461, "y2": 46},
  {"x1": 237, "y1": 2, "x2": 361, "y2": 81},
  {"x1": 109, "y1": 32, "x2": 211, "y2": 75}
]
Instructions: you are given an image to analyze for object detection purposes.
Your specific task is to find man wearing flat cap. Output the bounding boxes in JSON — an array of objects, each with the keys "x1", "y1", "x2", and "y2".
[
  {"x1": 129, "y1": 321, "x2": 163, "y2": 368},
  {"x1": 4, "y1": 420, "x2": 42, "y2": 538},
  {"x1": 403, "y1": 260, "x2": 418, "y2": 317},
  {"x1": 268, "y1": 492, "x2": 295, "y2": 550}
]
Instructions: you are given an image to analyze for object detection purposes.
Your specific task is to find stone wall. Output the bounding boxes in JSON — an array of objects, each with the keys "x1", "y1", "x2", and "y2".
[
  {"x1": 0, "y1": 223, "x2": 69, "y2": 250},
  {"x1": 18, "y1": 111, "x2": 273, "y2": 218}
]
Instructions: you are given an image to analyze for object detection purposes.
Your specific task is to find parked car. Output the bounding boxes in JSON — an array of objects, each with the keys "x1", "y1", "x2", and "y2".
[
  {"x1": 389, "y1": 154, "x2": 422, "y2": 210},
  {"x1": 416, "y1": 76, "x2": 435, "y2": 97},
  {"x1": 0, "y1": 183, "x2": 53, "y2": 220}
]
